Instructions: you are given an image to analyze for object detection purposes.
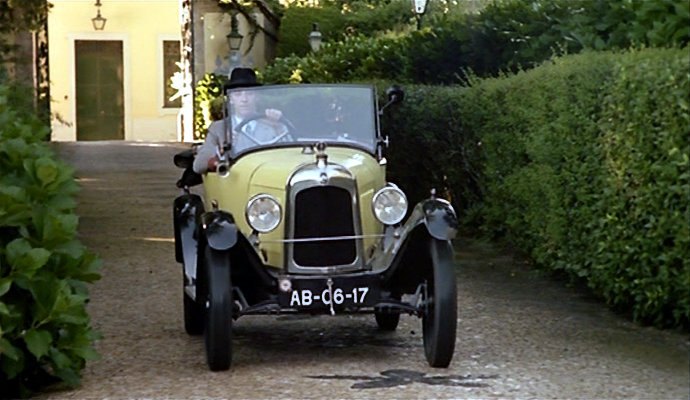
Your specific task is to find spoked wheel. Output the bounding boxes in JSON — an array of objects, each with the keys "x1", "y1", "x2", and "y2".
[
  {"x1": 183, "y1": 280, "x2": 204, "y2": 335},
  {"x1": 203, "y1": 246, "x2": 233, "y2": 371},
  {"x1": 422, "y1": 238, "x2": 457, "y2": 368},
  {"x1": 375, "y1": 311, "x2": 400, "y2": 331}
]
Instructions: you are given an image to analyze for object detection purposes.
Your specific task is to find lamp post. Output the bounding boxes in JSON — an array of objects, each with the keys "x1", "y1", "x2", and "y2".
[
  {"x1": 411, "y1": 0, "x2": 429, "y2": 30},
  {"x1": 227, "y1": 12, "x2": 243, "y2": 70},
  {"x1": 92, "y1": 0, "x2": 107, "y2": 31},
  {"x1": 308, "y1": 23, "x2": 322, "y2": 52}
]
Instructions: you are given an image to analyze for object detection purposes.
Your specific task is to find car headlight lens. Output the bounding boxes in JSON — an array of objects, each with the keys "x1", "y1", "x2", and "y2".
[
  {"x1": 372, "y1": 186, "x2": 408, "y2": 225},
  {"x1": 246, "y1": 194, "x2": 281, "y2": 233}
]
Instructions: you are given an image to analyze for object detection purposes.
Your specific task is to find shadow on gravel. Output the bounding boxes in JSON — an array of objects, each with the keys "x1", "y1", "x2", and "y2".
[{"x1": 307, "y1": 369, "x2": 499, "y2": 389}]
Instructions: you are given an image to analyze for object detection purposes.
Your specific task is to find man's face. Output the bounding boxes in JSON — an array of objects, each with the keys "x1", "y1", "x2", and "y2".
[{"x1": 230, "y1": 90, "x2": 257, "y2": 118}]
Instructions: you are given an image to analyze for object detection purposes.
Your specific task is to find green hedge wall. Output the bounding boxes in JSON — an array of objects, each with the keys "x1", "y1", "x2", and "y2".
[
  {"x1": 0, "y1": 84, "x2": 100, "y2": 397},
  {"x1": 382, "y1": 48, "x2": 689, "y2": 328}
]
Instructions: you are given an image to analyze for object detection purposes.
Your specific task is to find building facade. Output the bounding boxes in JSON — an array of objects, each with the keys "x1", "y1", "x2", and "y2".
[
  {"x1": 49, "y1": 0, "x2": 184, "y2": 141},
  {"x1": 48, "y1": 0, "x2": 277, "y2": 142}
]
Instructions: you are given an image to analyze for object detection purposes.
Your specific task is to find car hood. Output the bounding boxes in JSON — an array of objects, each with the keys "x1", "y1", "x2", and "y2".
[{"x1": 236, "y1": 147, "x2": 383, "y2": 193}]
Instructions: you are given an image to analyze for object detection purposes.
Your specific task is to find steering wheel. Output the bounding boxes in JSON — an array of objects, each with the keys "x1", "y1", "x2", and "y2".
[{"x1": 234, "y1": 114, "x2": 296, "y2": 146}]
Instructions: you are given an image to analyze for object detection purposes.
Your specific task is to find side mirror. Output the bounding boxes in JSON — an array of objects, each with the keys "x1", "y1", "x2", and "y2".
[
  {"x1": 379, "y1": 85, "x2": 405, "y2": 115},
  {"x1": 386, "y1": 85, "x2": 405, "y2": 105}
]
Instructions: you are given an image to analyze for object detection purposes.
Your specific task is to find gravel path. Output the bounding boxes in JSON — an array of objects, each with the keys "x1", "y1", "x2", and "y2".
[{"x1": 37, "y1": 141, "x2": 689, "y2": 399}]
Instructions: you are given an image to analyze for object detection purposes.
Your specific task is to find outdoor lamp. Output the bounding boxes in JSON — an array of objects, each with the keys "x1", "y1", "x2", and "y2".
[
  {"x1": 308, "y1": 23, "x2": 322, "y2": 52},
  {"x1": 227, "y1": 13, "x2": 243, "y2": 52},
  {"x1": 92, "y1": 0, "x2": 107, "y2": 31},
  {"x1": 411, "y1": 0, "x2": 429, "y2": 15}
]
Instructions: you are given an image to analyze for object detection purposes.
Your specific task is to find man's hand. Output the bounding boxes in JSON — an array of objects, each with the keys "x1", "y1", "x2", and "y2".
[
  {"x1": 207, "y1": 155, "x2": 219, "y2": 172},
  {"x1": 265, "y1": 108, "x2": 283, "y2": 122}
]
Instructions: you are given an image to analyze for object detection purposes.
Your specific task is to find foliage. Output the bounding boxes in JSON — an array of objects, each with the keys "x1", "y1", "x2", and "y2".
[
  {"x1": 275, "y1": 0, "x2": 411, "y2": 58},
  {"x1": 194, "y1": 73, "x2": 228, "y2": 140},
  {"x1": 383, "y1": 48, "x2": 689, "y2": 328},
  {"x1": 266, "y1": 33, "x2": 409, "y2": 84},
  {"x1": 0, "y1": 83, "x2": 101, "y2": 397},
  {"x1": 0, "y1": 0, "x2": 51, "y2": 63},
  {"x1": 275, "y1": 3, "x2": 347, "y2": 58},
  {"x1": 265, "y1": 0, "x2": 690, "y2": 85}
]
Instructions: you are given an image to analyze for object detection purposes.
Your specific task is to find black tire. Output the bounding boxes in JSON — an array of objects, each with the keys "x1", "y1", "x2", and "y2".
[
  {"x1": 422, "y1": 238, "x2": 457, "y2": 368},
  {"x1": 183, "y1": 289, "x2": 204, "y2": 335},
  {"x1": 375, "y1": 311, "x2": 400, "y2": 331},
  {"x1": 203, "y1": 246, "x2": 233, "y2": 371}
]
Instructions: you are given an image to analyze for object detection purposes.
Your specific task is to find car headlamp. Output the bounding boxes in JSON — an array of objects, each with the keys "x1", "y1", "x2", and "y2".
[
  {"x1": 372, "y1": 185, "x2": 408, "y2": 225},
  {"x1": 246, "y1": 194, "x2": 282, "y2": 233}
]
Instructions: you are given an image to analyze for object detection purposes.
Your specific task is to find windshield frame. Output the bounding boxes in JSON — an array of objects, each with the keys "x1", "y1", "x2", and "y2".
[{"x1": 222, "y1": 83, "x2": 380, "y2": 158}]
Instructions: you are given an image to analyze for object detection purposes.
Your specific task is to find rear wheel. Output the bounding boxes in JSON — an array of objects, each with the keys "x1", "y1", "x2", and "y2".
[
  {"x1": 422, "y1": 238, "x2": 457, "y2": 368},
  {"x1": 203, "y1": 246, "x2": 233, "y2": 371}
]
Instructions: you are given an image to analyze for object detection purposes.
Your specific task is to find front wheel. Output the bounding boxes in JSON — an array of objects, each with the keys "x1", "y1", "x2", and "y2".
[
  {"x1": 203, "y1": 246, "x2": 233, "y2": 371},
  {"x1": 183, "y1": 288, "x2": 204, "y2": 335},
  {"x1": 422, "y1": 238, "x2": 457, "y2": 368}
]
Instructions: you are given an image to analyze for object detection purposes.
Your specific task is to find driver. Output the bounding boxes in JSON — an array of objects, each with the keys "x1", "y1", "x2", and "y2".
[{"x1": 193, "y1": 68, "x2": 284, "y2": 174}]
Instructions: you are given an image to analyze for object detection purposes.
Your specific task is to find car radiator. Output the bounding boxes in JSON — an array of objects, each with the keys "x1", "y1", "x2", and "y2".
[{"x1": 292, "y1": 186, "x2": 356, "y2": 267}]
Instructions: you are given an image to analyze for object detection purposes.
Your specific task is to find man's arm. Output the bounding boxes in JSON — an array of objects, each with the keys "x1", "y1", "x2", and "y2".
[{"x1": 193, "y1": 121, "x2": 224, "y2": 174}]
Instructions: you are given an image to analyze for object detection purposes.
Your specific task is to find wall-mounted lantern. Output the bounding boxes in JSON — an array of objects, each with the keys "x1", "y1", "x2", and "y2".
[
  {"x1": 92, "y1": 0, "x2": 107, "y2": 31},
  {"x1": 227, "y1": 13, "x2": 243, "y2": 52}
]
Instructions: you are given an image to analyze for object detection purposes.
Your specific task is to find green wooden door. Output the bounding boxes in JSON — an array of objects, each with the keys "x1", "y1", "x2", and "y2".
[{"x1": 75, "y1": 40, "x2": 124, "y2": 140}]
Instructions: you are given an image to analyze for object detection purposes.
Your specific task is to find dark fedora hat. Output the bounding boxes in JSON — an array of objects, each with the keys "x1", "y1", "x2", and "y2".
[{"x1": 225, "y1": 67, "x2": 261, "y2": 90}]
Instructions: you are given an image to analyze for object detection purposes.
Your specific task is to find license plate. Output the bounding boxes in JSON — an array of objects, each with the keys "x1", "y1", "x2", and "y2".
[{"x1": 278, "y1": 276, "x2": 379, "y2": 310}]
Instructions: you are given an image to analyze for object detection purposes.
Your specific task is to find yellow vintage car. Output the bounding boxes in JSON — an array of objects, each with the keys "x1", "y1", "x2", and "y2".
[{"x1": 173, "y1": 84, "x2": 458, "y2": 371}]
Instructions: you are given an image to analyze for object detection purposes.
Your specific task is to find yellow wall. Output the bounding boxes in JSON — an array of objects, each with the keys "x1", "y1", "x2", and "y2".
[{"x1": 49, "y1": 0, "x2": 181, "y2": 141}]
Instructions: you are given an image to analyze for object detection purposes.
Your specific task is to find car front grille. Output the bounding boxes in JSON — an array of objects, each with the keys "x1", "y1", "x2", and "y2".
[{"x1": 293, "y1": 186, "x2": 356, "y2": 267}]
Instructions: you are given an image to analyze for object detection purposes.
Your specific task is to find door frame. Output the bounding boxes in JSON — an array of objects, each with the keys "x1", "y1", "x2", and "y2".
[{"x1": 68, "y1": 33, "x2": 131, "y2": 140}]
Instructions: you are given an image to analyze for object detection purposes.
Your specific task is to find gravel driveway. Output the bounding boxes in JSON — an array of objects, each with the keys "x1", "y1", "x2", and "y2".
[{"x1": 37, "y1": 141, "x2": 688, "y2": 399}]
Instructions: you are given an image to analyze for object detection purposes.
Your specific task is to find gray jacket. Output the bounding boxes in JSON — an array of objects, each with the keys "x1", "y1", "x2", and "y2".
[{"x1": 193, "y1": 117, "x2": 288, "y2": 174}]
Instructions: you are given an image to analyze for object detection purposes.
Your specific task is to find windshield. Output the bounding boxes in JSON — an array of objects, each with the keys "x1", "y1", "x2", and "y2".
[{"x1": 224, "y1": 84, "x2": 378, "y2": 157}]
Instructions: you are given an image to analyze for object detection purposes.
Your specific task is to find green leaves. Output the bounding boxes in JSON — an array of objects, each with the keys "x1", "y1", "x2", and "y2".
[
  {"x1": 380, "y1": 47, "x2": 689, "y2": 330},
  {"x1": 471, "y1": 48, "x2": 689, "y2": 329},
  {"x1": 34, "y1": 157, "x2": 59, "y2": 187},
  {"x1": 24, "y1": 329, "x2": 52, "y2": 358},
  {"x1": 0, "y1": 82, "x2": 101, "y2": 396},
  {"x1": 6, "y1": 239, "x2": 51, "y2": 279}
]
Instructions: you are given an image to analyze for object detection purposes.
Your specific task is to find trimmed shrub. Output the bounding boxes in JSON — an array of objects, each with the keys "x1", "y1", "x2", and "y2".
[
  {"x1": 381, "y1": 48, "x2": 689, "y2": 328},
  {"x1": 465, "y1": 49, "x2": 688, "y2": 328},
  {"x1": 0, "y1": 84, "x2": 100, "y2": 397}
]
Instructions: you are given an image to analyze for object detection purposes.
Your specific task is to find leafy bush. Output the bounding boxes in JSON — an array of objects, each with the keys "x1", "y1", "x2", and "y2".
[
  {"x1": 275, "y1": 0, "x2": 411, "y2": 58},
  {"x1": 265, "y1": 32, "x2": 409, "y2": 84},
  {"x1": 379, "y1": 47, "x2": 689, "y2": 329},
  {"x1": 193, "y1": 73, "x2": 227, "y2": 140},
  {"x1": 265, "y1": 0, "x2": 690, "y2": 85},
  {"x1": 466, "y1": 48, "x2": 689, "y2": 328},
  {"x1": 275, "y1": 4, "x2": 347, "y2": 58},
  {"x1": 0, "y1": 84, "x2": 100, "y2": 397}
]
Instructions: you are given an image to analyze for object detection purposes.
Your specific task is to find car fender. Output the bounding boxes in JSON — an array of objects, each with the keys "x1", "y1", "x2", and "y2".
[
  {"x1": 419, "y1": 198, "x2": 458, "y2": 240},
  {"x1": 373, "y1": 198, "x2": 457, "y2": 291},
  {"x1": 200, "y1": 210, "x2": 238, "y2": 251},
  {"x1": 173, "y1": 193, "x2": 204, "y2": 264}
]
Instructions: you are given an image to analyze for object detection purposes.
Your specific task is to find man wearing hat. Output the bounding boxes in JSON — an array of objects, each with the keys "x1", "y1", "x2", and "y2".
[{"x1": 193, "y1": 68, "x2": 285, "y2": 174}]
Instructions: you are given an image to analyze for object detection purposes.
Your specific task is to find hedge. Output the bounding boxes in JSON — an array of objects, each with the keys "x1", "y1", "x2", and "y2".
[
  {"x1": 0, "y1": 84, "x2": 100, "y2": 397},
  {"x1": 264, "y1": 0, "x2": 689, "y2": 86},
  {"x1": 381, "y1": 48, "x2": 689, "y2": 329}
]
